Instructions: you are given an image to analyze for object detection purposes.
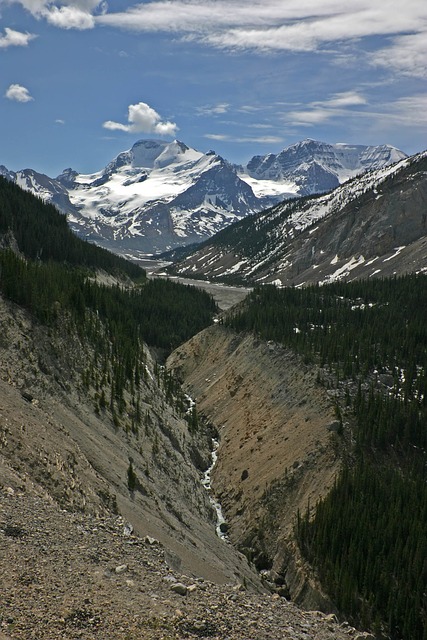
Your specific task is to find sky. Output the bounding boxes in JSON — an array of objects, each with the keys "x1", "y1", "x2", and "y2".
[{"x1": 1, "y1": 0, "x2": 426, "y2": 177}]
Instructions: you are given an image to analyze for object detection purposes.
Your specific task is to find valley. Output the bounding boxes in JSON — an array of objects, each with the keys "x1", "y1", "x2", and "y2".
[
  {"x1": 0, "y1": 258, "x2": 362, "y2": 640},
  {"x1": 167, "y1": 325, "x2": 343, "y2": 609},
  {"x1": 157, "y1": 275, "x2": 251, "y2": 311},
  {"x1": 1, "y1": 141, "x2": 426, "y2": 640},
  {"x1": 142, "y1": 258, "x2": 251, "y2": 311}
]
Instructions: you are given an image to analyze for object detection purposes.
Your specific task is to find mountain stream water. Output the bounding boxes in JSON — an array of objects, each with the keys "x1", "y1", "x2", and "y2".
[{"x1": 201, "y1": 439, "x2": 228, "y2": 540}]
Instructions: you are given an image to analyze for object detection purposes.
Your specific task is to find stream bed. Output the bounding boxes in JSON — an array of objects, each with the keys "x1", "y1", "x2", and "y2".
[{"x1": 201, "y1": 439, "x2": 228, "y2": 540}]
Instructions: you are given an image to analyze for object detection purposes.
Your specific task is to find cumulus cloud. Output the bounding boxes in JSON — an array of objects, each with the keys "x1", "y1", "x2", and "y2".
[
  {"x1": 103, "y1": 102, "x2": 178, "y2": 136},
  {"x1": 0, "y1": 28, "x2": 37, "y2": 48},
  {"x1": 43, "y1": 5, "x2": 95, "y2": 29},
  {"x1": 5, "y1": 83, "x2": 34, "y2": 102}
]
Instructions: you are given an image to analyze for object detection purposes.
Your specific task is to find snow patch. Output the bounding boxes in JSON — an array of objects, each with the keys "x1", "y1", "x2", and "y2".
[
  {"x1": 320, "y1": 255, "x2": 365, "y2": 285},
  {"x1": 383, "y1": 246, "x2": 406, "y2": 262}
]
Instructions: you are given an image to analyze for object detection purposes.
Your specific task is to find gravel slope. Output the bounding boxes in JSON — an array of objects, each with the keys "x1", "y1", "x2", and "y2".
[{"x1": 1, "y1": 467, "x2": 372, "y2": 640}]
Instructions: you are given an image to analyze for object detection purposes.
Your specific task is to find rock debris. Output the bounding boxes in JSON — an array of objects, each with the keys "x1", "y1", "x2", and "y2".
[{"x1": 0, "y1": 484, "x2": 372, "y2": 640}]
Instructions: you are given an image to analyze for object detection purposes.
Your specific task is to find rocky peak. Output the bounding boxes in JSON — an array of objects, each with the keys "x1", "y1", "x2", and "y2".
[
  {"x1": 56, "y1": 167, "x2": 79, "y2": 188},
  {"x1": 244, "y1": 139, "x2": 407, "y2": 191},
  {"x1": 0, "y1": 164, "x2": 16, "y2": 181},
  {"x1": 129, "y1": 139, "x2": 170, "y2": 168}
]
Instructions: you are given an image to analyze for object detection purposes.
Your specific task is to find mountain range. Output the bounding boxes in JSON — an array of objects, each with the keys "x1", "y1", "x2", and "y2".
[
  {"x1": 168, "y1": 150, "x2": 427, "y2": 286},
  {"x1": 0, "y1": 138, "x2": 406, "y2": 256}
]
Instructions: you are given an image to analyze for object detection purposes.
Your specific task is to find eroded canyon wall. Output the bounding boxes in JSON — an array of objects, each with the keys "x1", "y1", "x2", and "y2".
[{"x1": 168, "y1": 325, "x2": 344, "y2": 609}]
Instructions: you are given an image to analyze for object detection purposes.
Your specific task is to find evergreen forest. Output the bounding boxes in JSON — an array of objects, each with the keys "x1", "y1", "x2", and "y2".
[{"x1": 226, "y1": 278, "x2": 427, "y2": 640}]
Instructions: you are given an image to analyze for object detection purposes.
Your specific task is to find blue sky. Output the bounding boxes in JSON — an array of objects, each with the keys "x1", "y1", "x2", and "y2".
[{"x1": 1, "y1": 0, "x2": 426, "y2": 176}]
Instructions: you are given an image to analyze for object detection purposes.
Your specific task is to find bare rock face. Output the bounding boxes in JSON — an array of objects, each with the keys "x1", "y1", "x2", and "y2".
[{"x1": 167, "y1": 325, "x2": 344, "y2": 609}]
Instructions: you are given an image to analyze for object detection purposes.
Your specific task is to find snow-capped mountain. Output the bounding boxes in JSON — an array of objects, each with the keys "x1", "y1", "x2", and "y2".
[
  {"x1": 57, "y1": 139, "x2": 263, "y2": 255},
  {"x1": 238, "y1": 139, "x2": 407, "y2": 197},
  {"x1": 168, "y1": 150, "x2": 427, "y2": 286},
  {"x1": 1, "y1": 138, "x2": 408, "y2": 257}
]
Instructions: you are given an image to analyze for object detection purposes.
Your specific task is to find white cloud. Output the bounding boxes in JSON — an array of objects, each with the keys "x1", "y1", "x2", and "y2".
[
  {"x1": 372, "y1": 33, "x2": 427, "y2": 79},
  {"x1": 95, "y1": 0, "x2": 427, "y2": 77},
  {"x1": 197, "y1": 103, "x2": 230, "y2": 116},
  {"x1": 382, "y1": 94, "x2": 427, "y2": 127},
  {"x1": 288, "y1": 109, "x2": 332, "y2": 126},
  {"x1": 103, "y1": 101, "x2": 178, "y2": 136},
  {"x1": 316, "y1": 91, "x2": 367, "y2": 108},
  {"x1": 10, "y1": 0, "x2": 50, "y2": 13},
  {"x1": 238, "y1": 105, "x2": 267, "y2": 113},
  {"x1": 55, "y1": 118, "x2": 65, "y2": 124},
  {"x1": 288, "y1": 91, "x2": 367, "y2": 126},
  {"x1": 5, "y1": 83, "x2": 34, "y2": 102},
  {"x1": 43, "y1": 5, "x2": 95, "y2": 29},
  {"x1": 205, "y1": 133, "x2": 230, "y2": 141},
  {"x1": 249, "y1": 123, "x2": 275, "y2": 129},
  {"x1": 15, "y1": 0, "x2": 102, "y2": 12},
  {"x1": 205, "y1": 133, "x2": 284, "y2": 144},
  {"x1": 6, "y1": 0, "x2": 427, "y2": 77},
  {"x1": 10, "y1": 0, "x2": 103, "y2": 29},
  {"x1": 343, "y1": 93, "x2": 427, "y2": 146},
  {"x1": 0, "y1": 28, "x2": 37, "y2": 49},
  {"x1": 285, "y1": 92, "x2": 427, "y2": 143}
]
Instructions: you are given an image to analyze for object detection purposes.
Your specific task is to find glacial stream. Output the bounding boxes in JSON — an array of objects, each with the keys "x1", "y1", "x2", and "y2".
[{"x1": 201, "y1": 439, "x2": 228, "y2": 540}]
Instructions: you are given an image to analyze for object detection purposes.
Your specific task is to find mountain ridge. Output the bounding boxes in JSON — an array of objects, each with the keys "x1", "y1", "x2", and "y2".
[
  {"x1": 168, "y1": 150, "x2": 427, "y2": 286},
  {"x1": 0, "y1": 138, "x2": 407, "y2": 257},
  {"x1": 241, "y1": 139, "x2": 405, "y2": 190}
]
